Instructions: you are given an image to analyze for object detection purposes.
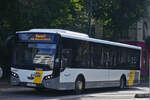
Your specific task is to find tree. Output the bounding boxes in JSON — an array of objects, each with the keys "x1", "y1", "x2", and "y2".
[
  {"x1": 0, "y1": 0, "x2": 88, "y2": 65},
  {"x1": 0, "y1": 0, "x2": 20, "y2": 65},
  {"x1": 16, "y1": 0, "x2": 88, "y2": 33},
  {"x1": 0, "y1": 0, "x2": 149, "y2": 65},
  {"x1": 92, "y1": 0, "x2": 149, "y2": 40}
]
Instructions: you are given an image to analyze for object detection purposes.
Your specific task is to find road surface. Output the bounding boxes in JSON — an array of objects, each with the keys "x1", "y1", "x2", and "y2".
[{"x1": 0, "y1": 85, "x2": 149, "y2": 100}]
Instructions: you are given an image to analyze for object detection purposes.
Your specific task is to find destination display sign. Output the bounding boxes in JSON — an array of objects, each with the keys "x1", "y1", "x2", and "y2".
[
  {"x1": 30, "y1": 34, "x2": 51, "y2": 41},
  {"x1": 18, "y1": 33, "x2": 56, "y2": 43}
]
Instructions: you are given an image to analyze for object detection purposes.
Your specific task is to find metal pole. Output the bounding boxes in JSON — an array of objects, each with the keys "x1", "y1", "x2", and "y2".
[{"x1": 88, "y1": 0, "x2": 92, "y2": 37}]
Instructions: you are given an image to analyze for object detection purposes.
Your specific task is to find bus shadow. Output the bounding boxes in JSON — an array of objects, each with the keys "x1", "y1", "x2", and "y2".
[
  {"x1": 9, "y1": 87, "x2": 142, "y2": 98},
  {"x1": 83, "y1": 87, "x2": 142, "y2": 94}
]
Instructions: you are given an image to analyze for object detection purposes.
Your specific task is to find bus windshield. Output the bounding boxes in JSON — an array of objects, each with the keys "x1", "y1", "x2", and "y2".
[{"x1": 14, "y1": 43, "x2": 56, "y2": 70}]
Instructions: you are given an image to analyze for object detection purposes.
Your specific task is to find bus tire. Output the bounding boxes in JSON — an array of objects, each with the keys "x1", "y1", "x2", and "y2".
[
  {"x1": 120, "y1": 76, "x2": 126, "y2": 89},
  {"x1": 74, "y1": 76, "x2": 85, "y2": 94},
  {"x1": 0, "y1": 66, "x2": 3, "y2": 79}
]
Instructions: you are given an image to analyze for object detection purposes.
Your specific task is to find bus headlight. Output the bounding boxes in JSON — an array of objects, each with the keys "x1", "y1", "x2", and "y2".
[
  {"x1": 44, "y1": 75, "x2": 52, "y2": 80},
  {"x1": 11, "y1": 72, "x2": 19, "y2": 78}
]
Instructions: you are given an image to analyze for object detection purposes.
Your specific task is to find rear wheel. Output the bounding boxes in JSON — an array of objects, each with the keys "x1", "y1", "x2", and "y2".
[
  {"x1": 120, "y1": 76, "x2": 126, "y2": 89},
  {"x1": 0, "y1": 66, "x2": 3, "y2": 79},
  {"x1": 75, "y1": 77, "x2": 85, "y2": 94}
]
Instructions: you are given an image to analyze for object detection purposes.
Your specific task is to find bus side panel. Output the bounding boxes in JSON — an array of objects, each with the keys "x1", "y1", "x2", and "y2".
[
  {"x1": 108, "y1": 70, "x2": 129, "y2": 85},
  {"x1": 109, "y1": 69, "x2": 140, "y2": 87},
  {"x1": 59, "y1": 68, "x2": 109, "y2": 90},
  {"x1": 128, "y1": 70, "x2": 140, "y2": 86}
]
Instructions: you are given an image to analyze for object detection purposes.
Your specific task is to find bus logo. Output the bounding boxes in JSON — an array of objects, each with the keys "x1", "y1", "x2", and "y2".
[{"x1": 27, "y1": 72, "x2": 41, "y2": 80}]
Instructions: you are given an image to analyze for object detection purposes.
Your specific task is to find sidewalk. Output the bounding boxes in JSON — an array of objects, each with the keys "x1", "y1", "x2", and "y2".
[{"x1": 135, "y1": 83, "x2": 150, "y2": 98}]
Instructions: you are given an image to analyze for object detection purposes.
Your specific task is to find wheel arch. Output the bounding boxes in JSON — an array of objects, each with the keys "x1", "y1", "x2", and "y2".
[
  {"x1": 76, "y1": 74, "x2": 85, "y2": 82},
  {"x1": 75, "y1": 74, "x2": 86, "y2": 87},
  {"x1": 121, "y1": 74, "x2": 127, "y2": 80}
]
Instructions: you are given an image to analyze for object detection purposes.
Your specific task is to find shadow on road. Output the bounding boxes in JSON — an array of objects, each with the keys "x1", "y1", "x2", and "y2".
[{"x1": 4, "y1": 87, "x2": 142, "y2": 98}]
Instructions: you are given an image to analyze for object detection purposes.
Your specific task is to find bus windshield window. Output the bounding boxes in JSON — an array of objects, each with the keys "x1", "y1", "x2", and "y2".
[{"x1": 15, "y1": 43, "x2": 56, "y2": 69}]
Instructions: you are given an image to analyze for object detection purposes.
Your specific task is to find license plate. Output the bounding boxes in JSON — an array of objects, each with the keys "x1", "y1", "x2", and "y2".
[{"x1": 27, "y1": 83, "x2": 36, "y2": 87}]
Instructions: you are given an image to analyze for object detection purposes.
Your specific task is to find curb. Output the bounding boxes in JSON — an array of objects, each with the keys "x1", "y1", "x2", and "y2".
[
  {"x1": 135, "y1": 93, "x2": 150, "y2": 98},
  {"x1": 137, "y1": 83, "x2": 149, "y2": 87}
]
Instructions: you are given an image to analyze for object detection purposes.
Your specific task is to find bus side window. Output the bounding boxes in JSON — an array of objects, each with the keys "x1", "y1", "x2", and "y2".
[
  {"x1": 92, "y1": 43, "x2": 102, "y2": 68},
  {"x1": 78, "y1": 41, "x2": 89, "y2": 68},
  {"x1": 102, "y1": 46, "x2": 109, "y2": 68},
  {"x1": 62, "y1": 49, "x2": 72, "y2": 67}
]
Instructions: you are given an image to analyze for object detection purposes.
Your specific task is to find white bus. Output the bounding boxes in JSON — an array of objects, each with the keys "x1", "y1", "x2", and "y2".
[{"x1": 11, "y1": 29, "x2": 141, "y2": 93}]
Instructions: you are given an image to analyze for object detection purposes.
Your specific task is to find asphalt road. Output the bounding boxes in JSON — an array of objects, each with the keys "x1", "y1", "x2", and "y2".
[{"x1": 0, "y1": 86, "x2": 149, "y2": 100}]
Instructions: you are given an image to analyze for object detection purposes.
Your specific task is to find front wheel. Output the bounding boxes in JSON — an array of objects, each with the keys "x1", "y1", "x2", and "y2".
[
  {"x1": 74, "y1": 77, "x2": 84, "y2": 94},
  {"x1": 0, "y1": 66, "x2": 3, "y2": 79}
]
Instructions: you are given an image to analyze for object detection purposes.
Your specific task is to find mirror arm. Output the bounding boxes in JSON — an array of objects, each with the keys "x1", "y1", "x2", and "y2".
[{"x1": 5, "y1": 35, "x2": 16, "y2": 47}]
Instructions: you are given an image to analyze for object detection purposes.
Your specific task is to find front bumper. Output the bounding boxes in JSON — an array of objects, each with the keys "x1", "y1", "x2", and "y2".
[{"x1": 11, "y1": 76, "x2": 60, "y2": 89}]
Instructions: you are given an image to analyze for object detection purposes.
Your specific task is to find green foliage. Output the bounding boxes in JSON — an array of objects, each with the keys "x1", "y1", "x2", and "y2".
[
  {"x1": 0, "y1": 0, "x2": 149, "y2": 65},
  {"x1": 92, "y1": 0, "x2": 149, "y2": 40},
  {"x1": 0, "y1": 0, "x2": 88, "y2": 65},
  {"x1": 14, "y1": 0, "x2": 89, "y2": 33}
]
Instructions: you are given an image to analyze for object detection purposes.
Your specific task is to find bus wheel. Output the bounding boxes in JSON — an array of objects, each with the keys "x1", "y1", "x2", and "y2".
[
  {"x1": 0, "y1": 66, "x2": 3, "y2": 79},
  {"x1": 120, "y1": 76, "x2": 126, "y2": 89},
  {"x1": 75, "y1": 77, "x2": 85, "y2": 94}
]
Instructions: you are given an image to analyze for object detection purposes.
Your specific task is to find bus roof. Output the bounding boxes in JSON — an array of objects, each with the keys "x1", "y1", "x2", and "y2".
[
  {"x1": 16, "y1": 29, "x2": 141, "y2": 50},
  {"x1": 17, "y1": 29, "x2": 89, "y2": 38}
]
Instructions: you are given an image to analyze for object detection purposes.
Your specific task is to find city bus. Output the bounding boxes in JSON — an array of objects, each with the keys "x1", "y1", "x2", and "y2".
[{"x1": 11, "y1": 29, "x2": 141, "y2": 94}]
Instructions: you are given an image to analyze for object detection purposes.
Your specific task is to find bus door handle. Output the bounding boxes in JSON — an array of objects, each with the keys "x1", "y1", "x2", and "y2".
[{"x1": 64, "y1": 73, "x2": 71, "y2": 77}]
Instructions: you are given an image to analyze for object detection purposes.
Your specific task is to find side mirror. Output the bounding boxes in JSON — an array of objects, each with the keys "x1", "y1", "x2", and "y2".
[
  {"x1": 62, "y1": 58, "x2": 68, "y2": 67},
  {"x1": 5, "y1": 35, "x2": 16, "y2": 48},
  {"x1": 55, "y1": 58, "x2": 60, "y2": 68},
  {"x1": 55, "y1": 58, "x2": 59, "y2": 63}
]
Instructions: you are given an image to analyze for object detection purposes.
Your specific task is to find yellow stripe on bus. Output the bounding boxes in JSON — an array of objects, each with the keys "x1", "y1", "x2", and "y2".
[
  {"x1": 128, "y1": 70, "x2": 135, "y2": 86},
  {"x1": 33, "y1": 70, "x2": 43, "y2": 84}
]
